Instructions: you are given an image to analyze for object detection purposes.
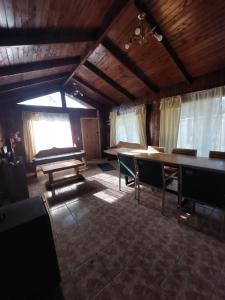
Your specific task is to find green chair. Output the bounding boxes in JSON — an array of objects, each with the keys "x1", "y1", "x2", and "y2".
[{"x1": 117, "y1": 153, "x2": 138, "y2": 199}]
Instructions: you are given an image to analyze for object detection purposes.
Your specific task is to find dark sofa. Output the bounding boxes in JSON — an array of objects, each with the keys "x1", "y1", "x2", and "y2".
[{"x1": 33, "y1": 147, "x2": 86, "y2": 176}]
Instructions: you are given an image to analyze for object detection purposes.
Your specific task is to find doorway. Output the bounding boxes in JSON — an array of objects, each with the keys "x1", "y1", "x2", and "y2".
[{"x1": 81, "y1": 118, "x2": 101, "y2": 160}]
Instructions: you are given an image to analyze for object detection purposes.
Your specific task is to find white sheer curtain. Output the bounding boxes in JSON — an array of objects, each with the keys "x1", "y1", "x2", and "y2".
[
  {"x1": 159, "y1": 96, "x2": 181, "y2": 152},
  {"x1": 109, "y1": 111, "x2": 117, "y2": 147},
  {"x1": 23, "y1": 112, "x2": 73, "y2": 161},
  {"x1": 32, "y1": 113, "x2": 73, "y2": 153},
  {"x1": 177, "y1": 86, "x2": 225, "y2": 157},
  {"x1": 114, "y1": 105, "x2": 147, "y2": 147}
]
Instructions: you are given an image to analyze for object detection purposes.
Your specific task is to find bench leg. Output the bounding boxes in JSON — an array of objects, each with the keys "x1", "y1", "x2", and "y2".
[
  {"x1": 74, "y1": 167, "x2": 79, "y2": 176},
  {"x1": 49, "y1": 172, "x2": 53, "y2": 184},
  {"x1": 81, "y1": 157, "x2": 87, "y2": 167}
]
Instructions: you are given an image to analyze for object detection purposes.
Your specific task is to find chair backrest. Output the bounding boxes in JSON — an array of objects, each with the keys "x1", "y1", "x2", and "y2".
[
  {"x1": 117, "y1": 153, "x2": 136, "y2": 177},
  {"x1": 152, "y1": 146, "x2": 165, "y2": 153},
  {"x1": 180, "y1": 166, "x2": 225, "y2": 209},
  {"x1": 135, "y1": 158, "x2": 164, "y2": 188},
  {"x1": 172, "y1": 148, "x2": 197, "y2": 157},
  {"x1": 209, "y1": 151, "x2": 225, "y2": 159}
]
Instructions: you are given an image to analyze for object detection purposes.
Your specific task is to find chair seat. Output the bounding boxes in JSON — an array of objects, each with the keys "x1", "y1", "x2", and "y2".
[{"x1": 164, "y1": 166, "x2": 178, "y2": 174}]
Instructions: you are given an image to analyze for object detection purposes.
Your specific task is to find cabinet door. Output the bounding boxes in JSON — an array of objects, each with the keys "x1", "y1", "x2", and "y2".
[
  {"x1": 81, "y1": 118, "x2": 101, "y2": 160},
  {"x1": 3, "y1": 164, "x2": 29, "y2": 202}
]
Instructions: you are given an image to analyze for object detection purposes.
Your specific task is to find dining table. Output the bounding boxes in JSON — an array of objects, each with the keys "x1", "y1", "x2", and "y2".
[{"x1": 104, "y1": 147, "x2": 225, "y2": 173}]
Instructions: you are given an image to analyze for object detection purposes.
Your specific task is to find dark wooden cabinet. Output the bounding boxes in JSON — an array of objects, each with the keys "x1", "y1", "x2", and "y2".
[
  {"x1": 0, "y1": 162, "x2": 29, "y2": 205},
  {"x1": 0, "y1": 197, "x2": 61, "y2": 298}
]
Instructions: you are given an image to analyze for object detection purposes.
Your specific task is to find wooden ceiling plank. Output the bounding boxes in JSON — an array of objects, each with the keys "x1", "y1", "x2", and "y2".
[
  {"x1": 84, "y1": 60, "x2": 136, "y2": 101},
  {"x1": 134, "y1": 0, "x2": 192, "y2": 83},
  {"x1": 102, "y1": 38, "x2": 159, "y2": 93},
  {"x1": 0, "y1": 27, "x2": 97, "y2": 46},
  {"x1": 0, "y1": 56, "x2": 80, "y2": 77},
  {"x1": 74, "y1": 75, "x2": 118, "y2": 106},
  {"x1": 0, "y1": 83, "x2": 61, "y2": 105},
  {"x1": 0, "y1": 72, "x2": 69, "y2": 94},
  {"x1": 64, "y1": 0, "x2": 132, "y2": 87}
]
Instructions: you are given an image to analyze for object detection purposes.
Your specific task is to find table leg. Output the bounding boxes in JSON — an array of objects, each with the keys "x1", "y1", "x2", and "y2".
[
  {"x1": 74, "y1": 167, "x2": 79, "y2": 176},
  {"x1": 49, "y1": 172, "x2": 53, "y2": 184}
]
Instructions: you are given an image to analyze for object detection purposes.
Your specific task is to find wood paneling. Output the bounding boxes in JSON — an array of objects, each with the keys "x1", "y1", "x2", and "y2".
[
  {"x1": 0, "y1": 43, "x2": 87, "y2": 66},
  {"x1": 84, "y1": 61, "x2": 136, "y2": 101},
  {"x1": 0, "y1": 65, "x2": 74, "y2": 85},
  {"x1": 148, "y1": 0, "x2": 225, "y2": 77},
  {"x1": 67, "y1": 80, "x2": 115, "y2": 107},
  {"x1": 0, "y1": 72, "x2": 69, "y2": 93},
  {"x1": 76, "y1": 64, "x2": 131, "y2": 103},
  {"x1": 0, "y1": 0, "x2": 114, "y2": 28},
  {"x1": 107, "y1": 3, "x2": 185, "y2": 88},
  {"x1": 87, "y1": 44, "x2": 149, "y2": 98},
  {"x1": 64, "y1": 0, "x2": 131, "y2": 86}
]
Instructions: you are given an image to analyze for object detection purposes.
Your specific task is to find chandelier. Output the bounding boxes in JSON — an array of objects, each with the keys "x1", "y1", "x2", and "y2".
[
  {"x1": 125, "y1": 13, "x2": 163, "y2": 50},
  {"x1": 72, "y1": 82, "x2": 83, "y2": 97}
]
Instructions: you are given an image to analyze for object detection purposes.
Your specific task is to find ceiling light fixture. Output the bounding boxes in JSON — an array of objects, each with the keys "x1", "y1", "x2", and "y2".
[
  {"x1": 125, "y1": 13, "x2": 163, "y2": 50},
  {"x1": 72, "y1": 82, "x2": 84, "y2": 97}
]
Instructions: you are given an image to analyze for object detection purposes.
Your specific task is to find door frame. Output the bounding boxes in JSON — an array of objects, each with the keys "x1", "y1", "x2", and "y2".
[{"x1": 80, "y1": 117, "x2": 101, "y2": 158}]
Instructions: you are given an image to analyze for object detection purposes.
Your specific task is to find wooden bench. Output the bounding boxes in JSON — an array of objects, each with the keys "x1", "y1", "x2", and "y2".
[{"x1": 41, "y1": 159, "x2": 85, "y2": 189}]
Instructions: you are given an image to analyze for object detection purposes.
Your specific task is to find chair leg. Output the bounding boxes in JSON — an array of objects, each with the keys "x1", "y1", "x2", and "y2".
[
  {"x1": 192, "y1": 200, "x2": 196, "y2": 213},
  {"x1": 137, "y1": 182, "x2": 140, "y2": 204},
  {"x1": 161, "y1": 189, "x2": 165, "y2": 215},
  {"x1": 119, "y1": 173, "x2": 121, "y2": 191},
  {"x1": 134, "y1": 178, "x2": 137, "y2": 200}
]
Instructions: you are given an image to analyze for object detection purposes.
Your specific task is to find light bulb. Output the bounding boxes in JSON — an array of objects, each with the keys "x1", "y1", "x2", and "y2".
[
  {"x1": 134, "y1": 26, "x2": 141, "y2": 36},
  {"x1": 153, "y1": 32, "x2": 163, "y2": 42},
  {"x1": 125, "y1": 43, "x2": 131, "y2": 50}
]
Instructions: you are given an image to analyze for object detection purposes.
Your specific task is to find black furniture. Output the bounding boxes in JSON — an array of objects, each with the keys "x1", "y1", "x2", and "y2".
[
  {"x1": 0, "y1": 196, "x2": 60, "y2": 299},
  {"x1": 0, "y1": 162, "x2": 29, "y2": 206},
  {"x1": 135, "y1": 158, "x2": 173, "y2": 214},
  {"x1": 180, "y1": 165, "x2": 225, "y2": 210},
  {"x1": 209, "y1": 150, "x2": 225, "y2": 159}
]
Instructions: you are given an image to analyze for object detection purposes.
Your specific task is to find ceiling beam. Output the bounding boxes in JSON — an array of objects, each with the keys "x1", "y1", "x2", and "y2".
[
  {"x1": 62, "y1": 87, "x2": 111, "y2": 110},
  {"x1": 0, "y1": 83, "x2": 61, "y2": 105},
  {"x1": 0, "y1": 56, "x2": 80, "y2": 77},
  {"x1": 64, "y1": 0, "x2": 132, "y2": 86},
  {"x1": 0, "y1": 28, "x2": 97, "y2": 46},
  {"x1": 84, "y1": 61, "x2": 136, "y2": 101},
  {"x1": 74, "y1": 75, "x2": 118, "y2": 106},
  {"x1": 0, "y1": 73, "x2": 69, "y2": 94},
  {"x1": 134, "y1": 0, "x2": 192, "y2": 83},
  {"x1": 102, "y1": 38, "x2": 159, "y2": 93}
]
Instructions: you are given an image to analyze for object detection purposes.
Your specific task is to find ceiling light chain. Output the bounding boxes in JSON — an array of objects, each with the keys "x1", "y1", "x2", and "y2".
[{"x1": 125, "y1": 13, "x2": 163, "y2": 50}]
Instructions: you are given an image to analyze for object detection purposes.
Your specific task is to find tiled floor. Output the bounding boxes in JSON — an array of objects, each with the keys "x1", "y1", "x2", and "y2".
[{"x1": 28, "y1": 163, "x2": 225, "y2": 300}]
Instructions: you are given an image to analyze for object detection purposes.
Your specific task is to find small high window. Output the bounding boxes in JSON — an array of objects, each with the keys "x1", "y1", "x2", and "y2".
[
  {"x1": 65, "y1": 94, "x2": 94, "y2": 109},
  {"x1": 17, "y1": 92, "x2": 62, "y2": 107}
]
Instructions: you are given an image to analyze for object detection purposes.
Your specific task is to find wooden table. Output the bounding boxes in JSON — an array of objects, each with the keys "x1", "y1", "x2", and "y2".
[
  {"x1": 105, "y1": 147, "x2": 225, "y2": 173},
  {"x1": 41, "y1": 159, "x2": 85, "y2": 189}
]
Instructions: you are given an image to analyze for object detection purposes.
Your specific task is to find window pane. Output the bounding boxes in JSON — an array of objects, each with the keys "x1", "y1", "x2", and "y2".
[
  {"x1": 32, "y1": 113, "x2": 73, "y2": 152},
  {"x1": 17, "y1": 92, "x2": 62, "y2": 107},
  {"x1": 65, "y1": 94, "x2": 94, "y2": 109}
]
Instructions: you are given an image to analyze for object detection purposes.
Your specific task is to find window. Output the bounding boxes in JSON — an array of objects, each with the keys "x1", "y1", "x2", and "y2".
[
  {"x1": 18, "y1": 92, "x2": 62, "y2": 107},
  {"x1": 177, "y1": 87, "x2": 225, "y2": 157},
  {"x1": 116, "y1": 111, "x2": 141, "y2": 144},
  {"x1": 65, "y1": 94, "x2": 94, "y2": 109},
  {"x1": 32, "y1": 113, "x2": 73, "y2": 153}
]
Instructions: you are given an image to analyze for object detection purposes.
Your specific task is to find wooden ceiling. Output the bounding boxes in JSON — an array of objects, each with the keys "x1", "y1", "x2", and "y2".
[{"x1": 0, "y1": 0, "x2": 225, "y2": 107}]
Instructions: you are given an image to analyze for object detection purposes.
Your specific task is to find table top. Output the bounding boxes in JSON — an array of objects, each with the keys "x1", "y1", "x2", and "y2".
[
  {"x1": 41, "y1": 159, "x2": 84, "y2": 174},
  {"x1": 104, "y1": 147, "x2": 158, "y2": 156},
  {"x1": 105, "y1": 147, "x2": 225, "y2": 173}
]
